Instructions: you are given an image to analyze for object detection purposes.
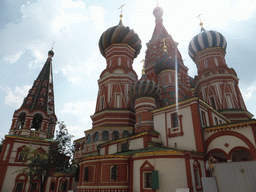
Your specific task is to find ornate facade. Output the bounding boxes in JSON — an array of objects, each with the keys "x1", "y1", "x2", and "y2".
[{"x1": 74, "y1": 5, "x2": 256, "y2": 192}]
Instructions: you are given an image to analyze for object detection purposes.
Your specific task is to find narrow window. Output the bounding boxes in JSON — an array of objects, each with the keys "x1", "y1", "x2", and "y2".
[
  {"x1": 118, "y1": 57, "x2": 121, "y2": 66},
  {"x1": 116, "y1": 94, "x2": 121, "y2": 108},
  {"x1": 214, "y1": 117, "x2": 218, "y2": 125},
  {"x1": 93, "y1": 132, "x2": 99, "y2": 142},
  {"x1": 201, "y1": 111, "x2": 207, "y2": 127},
  {"x1": 210, "y1": 97, "x2": 216, "y2": 109},
  {"x1": 172, "y1": 113, "x2": 179, "y2": 128},
  {"x1": 101, "y1": 97, "x2": 104, "y2": 110},
  {"x1": 138, "y1": 115, "x2": 141, "y2": 127},
  {"x1": 111, "y1": 165, "x2": 118, "y2": 181},
  {"x1": 144, "y1": 172, "x2": 152, "y2": 189},
  {"x1": 86, "y1": 134, "x2": 91, "y2": 144},
  {"x1": 15, "y1": 183, "x2": 24, "y2": 191},
  {"x1": 84, "y1": 167, "x2": 89, "y2": 181},
  {"x1": 226, "y1": 94, "x2": 233, "y2": 108},
  {"x1": 60, "y1": 182, "x2": 67, "y2": 191},
  {"x1": 112, "y1": 131, "x2": 119, "y2": 140},
  {"x1": 102, "y1": 131, "x2": 109, "y2": 141},
  {"x1": 214, "y1": 57, "x2": 219, "y2": 66},
  {"x1": 194, "y1": 167, "x2": 201, "y2": 188},
  {"x1": 204, "y1": 60, "x2": 208, "y2": 68}
]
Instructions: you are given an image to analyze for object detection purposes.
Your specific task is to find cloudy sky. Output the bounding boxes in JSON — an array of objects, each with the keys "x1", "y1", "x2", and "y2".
[{"x1": 1, "y1": 0, "x2": 256, "y2": 140}]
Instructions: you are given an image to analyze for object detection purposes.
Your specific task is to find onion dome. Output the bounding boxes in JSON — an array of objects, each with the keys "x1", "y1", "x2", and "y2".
[
  {"x1": 129, "y1": 74, "x2": 160, "y2": 100},
  {"x1": 154, "y1": 52, "x2": 175, "y2": 76},
  {"x1": 99, "y1": 20, "x2": 142, "y2": 58},
  {"x1": 188, "y1": 27, "x2": 227, "y2": 61},
  {"x1": 153, "y1": 6, "x2": 163, "y2": 18}
]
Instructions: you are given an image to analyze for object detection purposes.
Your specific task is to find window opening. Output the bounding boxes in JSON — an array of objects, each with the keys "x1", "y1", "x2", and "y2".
[
  {"x1": 144, "y1": 172, "x2": 152, "y2": 189},
  {"x1": 31, "y1": 114, "x2": 43, "y2": 131},
  {"x1": 93, "y1": 132, "x2": 99, "y2": 142},
  {"x1": 84, "y1": 167, "x2": 89, "y2": 181},
  {"x1": 102, "y1": 131, "x2": 109, "y2": 141},
  {"x1": 112, "y1": 131, "x2": 119, "y2": 140},
  {"x1": 111, "y1": 165, "x2": 118, "y2": 181}
]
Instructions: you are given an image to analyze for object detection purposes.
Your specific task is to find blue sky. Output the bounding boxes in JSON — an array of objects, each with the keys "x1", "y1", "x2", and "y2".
[{"x1": 1, "y1": 0, "x2": 256, "y2": 140}]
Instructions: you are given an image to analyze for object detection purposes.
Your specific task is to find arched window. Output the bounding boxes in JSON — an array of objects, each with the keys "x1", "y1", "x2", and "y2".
[
  {"x1": 138, "y1": 115, "x2": 141, "y2": 127},
  {"x1": 122, "y1": 130, "x2": 129, "y2": 138},
  {"x1": 59, "y1": 178, "x2": 68, "y2": 192},
  {"x1": 29, "y1": 175, "x2": 40, "y2": 192},
  {"x1": 13, "y1": 173, "x2": 28, "y2": 192},
  {"x1": 208, "y1": 150, "x2": 227, "y2": 163},
  {"x1": 102, "y1": 131, "x2": 109, "y2": 141},
  {"x1": 15, "y1": 145, "x2": 29, "y2": 162},
  {"x1": 86, "y1": 134, "x2": 91, "y2": 144},
  {"x1": 110, "y1": 165, "x2": 118, "y2": 181},
  {"x1": 93, "y1": 132, "x2": 99, "y2": 142},
  {"x1": 31, "y1": 113, "x2": 43, "y2": 131},
  {"x1": 112, "y1": 131, "x2": 119, "y2": 140},
  {"x1": 231, "y1": 148, "x2": 252, "y2": 162},
  {"x1": 17, "y1": 112, "x2": 26, "y2": 130}
]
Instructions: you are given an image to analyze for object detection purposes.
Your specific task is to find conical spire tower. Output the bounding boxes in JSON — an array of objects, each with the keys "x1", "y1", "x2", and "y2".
[{"x1": 9, "y1": 50, "x2": 57, "y2": 139}]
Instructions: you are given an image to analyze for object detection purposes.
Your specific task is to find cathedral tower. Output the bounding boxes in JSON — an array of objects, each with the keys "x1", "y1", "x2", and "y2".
[
  {"x1": 189, "y1": 23, "x2": 253, "y2": 121},
  {"x1": 91, "y1": 16, "x2": 142, "y2": 129}
]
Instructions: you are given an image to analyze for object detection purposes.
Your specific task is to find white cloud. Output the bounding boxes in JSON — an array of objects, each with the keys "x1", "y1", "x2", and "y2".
[
  {"x1": 4, "y1": 85, "x2": 31, "y2": 107},
  {"x1": 0, "y1": 0, "x2": 107, "y2": 83},
  {"x1": 61, "y1": 100, "x2": 95, "y2": 124},
  {"x1": 241, "y1": 80, "x2": 256, "y2": 101}
]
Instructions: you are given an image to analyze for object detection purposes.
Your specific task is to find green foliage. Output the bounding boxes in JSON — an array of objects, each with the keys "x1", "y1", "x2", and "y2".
[{"x1": 16, "y1": 121, "x2": 74, "y2": 192}]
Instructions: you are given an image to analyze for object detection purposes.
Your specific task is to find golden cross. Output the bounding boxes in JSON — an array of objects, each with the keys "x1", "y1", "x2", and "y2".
[
  {"x1": 119, "y1": 4, "x2": 125, "y2": 15},
  {"x1": 51, "y1": 41, "x2": 56, "y2": 50},
  {"x1": 196, "y1": 14, "x2": 203, "y2": 28},
  {"x1": 140, "y1": 59, "x2": 146, "y2": 74},
  {"x1": 161, "y1": 38, "x2": 169, "y2": 52}
]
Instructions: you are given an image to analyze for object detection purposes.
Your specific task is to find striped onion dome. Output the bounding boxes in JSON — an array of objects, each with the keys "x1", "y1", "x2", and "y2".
[
  {"x1": 188, "y1": 28, "x2": 227, "y2": 60},
  {"x1": 154, "y1": 52, "x2": 175, "y2": 76},
  {"x1": 99, "y1": 20, "x2": 142, "y2": 58},
  {"x1": 129, "y1": 74, "x2": 160, "y2": 100}
]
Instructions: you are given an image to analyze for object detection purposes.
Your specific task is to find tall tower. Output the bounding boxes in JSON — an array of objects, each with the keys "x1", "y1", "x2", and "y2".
[
  {"x1": 145, "y1": 6, "x2": 193, "y2": 107},
  {"x1": 0, "y1": 50, "x2": 57, "y2": 191},
  {"x1": 189, "y1": 22, "x2": 253, "y2": 121},
  {"x1": 91, "y1": 16, "x2": 142, "y2": 129}
]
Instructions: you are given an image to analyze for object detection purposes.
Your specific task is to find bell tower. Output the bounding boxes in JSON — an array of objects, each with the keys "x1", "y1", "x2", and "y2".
[
  {"x1": 0, "y1": 50, "x2": 57, "y2": 191},
  {"x1": 8, "y1": 50, "x2": 57, "y2": 138}
]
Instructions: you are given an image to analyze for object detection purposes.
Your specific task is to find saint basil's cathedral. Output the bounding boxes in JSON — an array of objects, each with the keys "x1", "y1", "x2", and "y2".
[{"x1": 1, "y1": 5, "x2": 256, "y2": 192}]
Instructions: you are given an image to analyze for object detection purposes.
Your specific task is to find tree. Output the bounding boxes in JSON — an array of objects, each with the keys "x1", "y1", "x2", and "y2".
[{"x1": 19, "y1": 121, "x2": 73, "y2": 192}]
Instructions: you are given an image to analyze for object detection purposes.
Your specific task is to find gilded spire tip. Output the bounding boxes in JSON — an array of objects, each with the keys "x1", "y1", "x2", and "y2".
[{"x1": 118, "y1": 4, "x2": 125, "y2": 21}]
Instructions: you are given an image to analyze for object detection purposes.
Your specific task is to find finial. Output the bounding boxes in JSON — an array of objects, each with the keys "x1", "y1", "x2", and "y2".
[
  {"x1": 196, "y1": 14, "x2": 203, "y2": 28},
  {"x1": 161, "y1": 38, "x2": 169, "y2": 52},
  {"x1": 118, "y1": 4, "x2": 125, "y2": 21},
  {"x1": 51, "y1": 41, "x2": 56, "y2": 50},
  {"x1": 156, "y1": 0, "x2": 159, "y2": 6},
  {"x1": 140, "y1": 59, "x2": 146, "y2": 75}
]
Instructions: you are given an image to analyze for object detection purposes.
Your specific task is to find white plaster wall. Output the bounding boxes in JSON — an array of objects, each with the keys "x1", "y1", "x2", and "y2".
[
  {"x1": 108, "y1": 144, "x2": 117, "y2": 154},
  {"x1": 153, "y1": 114, "x2": 167, "y2": 146},
  {"x1": 2, "y1": 165, "x2": 29, "y2": 192},
  {"x1": 207, "y1": 135, "x2": 248, "y2": 154},
  {"x1": 168, "y1": 107, "x2": 197, "y2": 151},
  {"x1": 133, "y1": 158, "x2": 187, "y2": 192},
  {"x1": 129, "y1": 138, "x2": 144, "y2": 150}
]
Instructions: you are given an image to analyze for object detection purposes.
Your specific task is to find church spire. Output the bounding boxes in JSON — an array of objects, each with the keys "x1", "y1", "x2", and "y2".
[
  {"x1": 9, "y1": 50, "x2": 57, "y2": 139},
  {"x1": 21, "y1": 50, "x2": 55, "y2": 115}
]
